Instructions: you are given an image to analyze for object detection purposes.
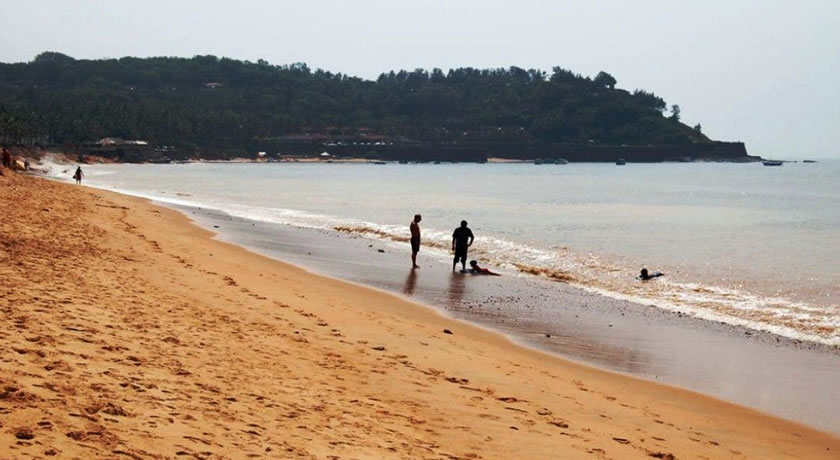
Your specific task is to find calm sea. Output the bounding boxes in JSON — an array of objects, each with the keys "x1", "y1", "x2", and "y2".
[{"x1": 67, "y1": 160, "x2": 840, "y2": 346}]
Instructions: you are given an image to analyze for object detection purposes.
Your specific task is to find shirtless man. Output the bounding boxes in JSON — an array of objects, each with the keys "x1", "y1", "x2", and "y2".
[{"x1": 410, "y1": 214, "x2": 422, "y2": 269}]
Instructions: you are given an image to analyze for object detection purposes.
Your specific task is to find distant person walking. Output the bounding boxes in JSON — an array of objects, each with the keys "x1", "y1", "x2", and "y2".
[
  {"x1": 1, "y1": 148, "x2": 10, "y2": 169},
  {"x1": 451, "y1": 220, "x2": 474, "y2": 271},
  {"x1": 73, "y1": 166, "x2": 84, "y2": 184},
  {"x1": 410, "y1": 214, "x2": 422, "y2": 269}
]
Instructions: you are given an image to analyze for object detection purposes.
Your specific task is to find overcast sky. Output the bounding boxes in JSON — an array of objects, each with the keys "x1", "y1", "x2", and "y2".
[{"x1": 1, "y1": 0, "x2": 837, "y2": 158}]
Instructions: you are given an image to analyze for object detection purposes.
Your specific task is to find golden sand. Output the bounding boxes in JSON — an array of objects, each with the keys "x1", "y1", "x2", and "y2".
[{"x1": 1, "y1": 171, "x2": 838, "y2": 459}]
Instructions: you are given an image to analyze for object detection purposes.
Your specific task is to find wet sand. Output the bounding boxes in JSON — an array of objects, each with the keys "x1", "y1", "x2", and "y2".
[
  {"x1": 2, "y1": 171, "x2": 839, "y2": 458},
  {"x1": 189, "y1": 206, "x2": 840, "y2": 435}
]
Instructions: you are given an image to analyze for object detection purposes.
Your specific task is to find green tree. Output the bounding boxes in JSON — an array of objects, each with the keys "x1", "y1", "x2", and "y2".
[
  {"x1": 593, "y1": 71, "x2": 617, "y2": 89},
  {"x1": 0, "y1": 53, "x2": 708, "y2": 151}
]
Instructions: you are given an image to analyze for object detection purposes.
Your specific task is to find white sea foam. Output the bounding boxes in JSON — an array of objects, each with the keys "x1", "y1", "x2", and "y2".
[{"x1": 248, "y1": 213, "x2": 839, "y2": 347}]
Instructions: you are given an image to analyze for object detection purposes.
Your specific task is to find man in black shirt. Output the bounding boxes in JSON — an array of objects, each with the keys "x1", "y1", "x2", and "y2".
[{"x1": 451, "y1": 220, "x2": 474, "y2": 271}]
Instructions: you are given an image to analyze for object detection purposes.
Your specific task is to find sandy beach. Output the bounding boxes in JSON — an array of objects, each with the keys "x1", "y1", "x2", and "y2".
[
  {"x1": 189, "y1": 204, "x2": 840, "y2": 435},
  {"x1": 2, "y1": 171, "x2": 839, "y2": 459}
]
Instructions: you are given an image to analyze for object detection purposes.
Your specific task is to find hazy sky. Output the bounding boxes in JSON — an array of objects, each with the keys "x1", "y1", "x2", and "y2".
[{"x1": 1, "y1": 0, "x2": 838, "y2": 158}]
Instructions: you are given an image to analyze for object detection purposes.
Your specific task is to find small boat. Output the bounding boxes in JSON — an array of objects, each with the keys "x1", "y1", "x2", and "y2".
[
  {"x1": 615, "y1": 158, "x2": 626, "y2": 165},
  {"x1": 762, "y1": 160, "x2": 783, "y2": 166},
  {"x1": 803, "y1": 160, "x2": 817, "y2": 163}
]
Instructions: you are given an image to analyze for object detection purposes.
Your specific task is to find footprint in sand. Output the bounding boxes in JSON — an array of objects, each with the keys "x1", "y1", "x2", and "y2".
[{"x1": 14, "y1": 427, "x2": 35, "y2": 440}]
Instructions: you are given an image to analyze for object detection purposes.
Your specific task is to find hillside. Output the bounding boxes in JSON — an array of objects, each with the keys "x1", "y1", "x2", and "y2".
[{"x1": 0, "y1": 52, "x2": 744, "y2": 161}]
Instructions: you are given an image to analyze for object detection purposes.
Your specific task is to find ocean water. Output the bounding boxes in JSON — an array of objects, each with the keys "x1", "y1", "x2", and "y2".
[{"x1": 66, "y1": 160, "x2": 840, "y2": 346}]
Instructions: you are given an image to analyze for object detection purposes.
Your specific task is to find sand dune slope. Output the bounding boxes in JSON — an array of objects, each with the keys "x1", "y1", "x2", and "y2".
[{"x1": 1, "y1": 171, "x2": 838, "y2": 459}]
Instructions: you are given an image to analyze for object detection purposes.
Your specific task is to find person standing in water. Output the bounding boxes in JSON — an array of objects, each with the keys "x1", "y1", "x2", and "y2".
[
  {"x1": 451, "y1": 220, "x2": 474, "y2": 271},
  {"x1": 73, "y1": 166, "x2": 84, "y2": 184},
  {"x1": 409, "y1": 214, "x2": 422, "y2": 269}
]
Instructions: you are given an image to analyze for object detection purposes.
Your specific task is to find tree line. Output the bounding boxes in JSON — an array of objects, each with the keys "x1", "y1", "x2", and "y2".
[{"x1": 0, "y1": 52, "x2": 708, "y2": 151}]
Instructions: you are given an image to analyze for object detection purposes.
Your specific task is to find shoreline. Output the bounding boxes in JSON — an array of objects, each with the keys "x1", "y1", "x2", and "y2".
[
  {"x1": 183, "y1": 203, "x2": 840, "y2": 434},
  {"x1": 87, "y1": 157, "x2": 766, "y2": 164},
  {"x1": 23, "y1": 148, "x2": 766, "y2": 166},
  {"x1": 3, "y1": 171, "x2": 839, "y2": 458}
]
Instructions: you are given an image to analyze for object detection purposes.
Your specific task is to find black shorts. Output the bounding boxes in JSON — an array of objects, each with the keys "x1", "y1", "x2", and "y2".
[
  {"x1": 454, "y1": 247, "x2": 468, "y2": 262},
  {"x1": 411, "y1": 237, "x2": 420, "y2": 253}
]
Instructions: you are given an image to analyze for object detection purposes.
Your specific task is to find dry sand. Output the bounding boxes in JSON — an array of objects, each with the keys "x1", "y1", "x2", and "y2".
[{"x1": 1, "y1": 170, "x2": 838, "y2": 459}]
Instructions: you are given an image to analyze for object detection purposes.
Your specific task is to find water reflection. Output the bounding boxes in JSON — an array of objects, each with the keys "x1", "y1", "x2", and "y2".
[
  {"x1": 402, "y1": 269, "x2": 418, "y2": 295},
  {"x1": 446, "y1": 272, "x2": 466, "y2": 308}
]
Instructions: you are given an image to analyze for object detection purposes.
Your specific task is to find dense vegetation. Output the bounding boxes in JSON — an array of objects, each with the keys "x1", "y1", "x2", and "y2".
[{"x1": 0, "y1": 52, "x2": 708, "y2": 150}]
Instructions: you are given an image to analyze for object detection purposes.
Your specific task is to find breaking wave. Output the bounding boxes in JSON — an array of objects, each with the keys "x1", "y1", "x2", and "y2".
[{"x1": 310, "y1": 220, "x2": 840, "y2": 347}]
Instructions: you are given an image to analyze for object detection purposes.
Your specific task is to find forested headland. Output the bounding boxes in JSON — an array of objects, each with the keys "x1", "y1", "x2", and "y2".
[{"x1": 0, "y1": 52, "x2": 752, "y2": 162}]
